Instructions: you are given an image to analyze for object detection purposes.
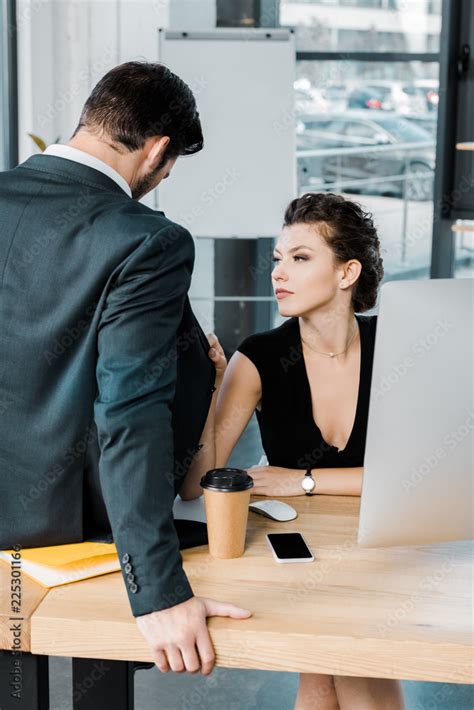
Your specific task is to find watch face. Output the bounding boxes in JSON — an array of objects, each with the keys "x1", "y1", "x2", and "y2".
[{"x1": 302, "y1": 477, "x2": 315, "y2": 492}]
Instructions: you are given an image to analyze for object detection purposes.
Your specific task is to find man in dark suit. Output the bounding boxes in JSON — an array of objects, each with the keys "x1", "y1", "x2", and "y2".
[{"x1": 0, "y1": 61, "x2": 250, "y2": 675}]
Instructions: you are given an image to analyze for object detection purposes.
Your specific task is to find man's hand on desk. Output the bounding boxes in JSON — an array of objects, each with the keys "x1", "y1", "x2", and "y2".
[{"x1": 136, "y1": 596, "x2": 252, "y2": 675}]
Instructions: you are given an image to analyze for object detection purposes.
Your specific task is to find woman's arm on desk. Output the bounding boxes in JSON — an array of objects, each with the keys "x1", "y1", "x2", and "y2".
[{"x1": 245, "y1": 464, "x2": 363, "y2": 496}]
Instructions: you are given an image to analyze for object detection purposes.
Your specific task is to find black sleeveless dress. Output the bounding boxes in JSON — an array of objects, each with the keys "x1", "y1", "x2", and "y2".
[{"x1": 236, "y1": 314, "x2": 378, "y2": 470}]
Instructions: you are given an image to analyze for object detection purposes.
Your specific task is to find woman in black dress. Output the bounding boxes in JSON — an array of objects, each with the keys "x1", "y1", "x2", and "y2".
[{"x1": 215, "y1": 193, "x2": 404, "y2": 709}]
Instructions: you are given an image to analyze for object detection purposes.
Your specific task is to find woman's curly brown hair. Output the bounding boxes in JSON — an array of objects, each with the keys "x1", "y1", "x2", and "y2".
[{"x1": 283, "y1": 192, "x2": 384, "y2": 313}]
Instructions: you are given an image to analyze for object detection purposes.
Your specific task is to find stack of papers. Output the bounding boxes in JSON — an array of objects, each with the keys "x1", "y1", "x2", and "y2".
[
  {"x1": 0, "y1": 542, "x2": 119, "y2": 588},
  {"x1": 0, "y1": 496, "x2": 207, "y2": 588}
]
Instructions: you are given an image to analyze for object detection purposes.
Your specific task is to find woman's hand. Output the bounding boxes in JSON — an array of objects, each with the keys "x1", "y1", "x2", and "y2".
[
  {"x1": 207, "y1": 332, "x2": 227, "y2": 381},
  {"x1": 245, "y1": 466, "x2": 304, "y2": 497}
]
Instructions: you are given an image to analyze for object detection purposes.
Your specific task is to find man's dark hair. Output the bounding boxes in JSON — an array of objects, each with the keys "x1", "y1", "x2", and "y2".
[
  {"x1": 283, "y1": 192, "x2": 384, "y2": 313},
  {"x1": 72, "y1": 61, "x2": 203, "y2": 158}
]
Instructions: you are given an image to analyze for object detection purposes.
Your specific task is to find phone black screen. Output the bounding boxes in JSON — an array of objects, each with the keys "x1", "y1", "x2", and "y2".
[{"x1": 267, "y1": 533, "x2": 313, "y2": 559}]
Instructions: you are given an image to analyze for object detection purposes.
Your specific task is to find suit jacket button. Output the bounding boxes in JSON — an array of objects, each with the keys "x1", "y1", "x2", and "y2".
[
  {"x1": 124, "y1": 563, "x2": 132, "y2": 574},
  {"x1": 126, "y1": 573, "x2": 135, "y2": 583},
  {"x1": 121, "y1": 553, "x2": 130, "y2": 564},
  {"x1": 129, "y1": 582, "x2": 138, "y2": 594},
  {"x1": 210, "y1": 385, "x2": 216, "y2": 393}
]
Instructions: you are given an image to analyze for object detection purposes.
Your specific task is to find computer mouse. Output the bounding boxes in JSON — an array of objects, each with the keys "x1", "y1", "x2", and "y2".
[{"x1": 249, "y1": 500, "x2": 298, "y2": 522}]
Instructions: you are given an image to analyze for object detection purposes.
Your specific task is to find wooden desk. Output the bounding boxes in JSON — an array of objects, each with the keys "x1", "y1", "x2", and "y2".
[{"x1": 1, "y1": 496, "x2": 473, "y2": 709}]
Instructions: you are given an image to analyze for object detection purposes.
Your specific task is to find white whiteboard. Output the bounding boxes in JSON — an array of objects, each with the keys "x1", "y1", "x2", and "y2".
[{"x1": 157, "y1": 29, "x2": 297, "y2": 238}]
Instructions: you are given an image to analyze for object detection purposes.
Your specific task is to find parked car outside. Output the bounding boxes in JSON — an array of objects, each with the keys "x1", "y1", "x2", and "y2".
[
  {"x1": 347, "y1": 81, "x2": 427, "y2": 114},
  {"x1": 297, "y1": 110, "x2": 435, "y2": 201}
]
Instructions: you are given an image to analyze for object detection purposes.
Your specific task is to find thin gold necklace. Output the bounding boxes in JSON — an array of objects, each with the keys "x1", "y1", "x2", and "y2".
[{"x1": 301, "y1": 321, "x2": 359, "y2": 359}]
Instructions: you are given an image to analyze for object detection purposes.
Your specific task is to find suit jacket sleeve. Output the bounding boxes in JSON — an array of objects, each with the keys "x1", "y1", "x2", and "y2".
[{"x1": 93, "y1": 222, "x2": 195, "y2": 617}]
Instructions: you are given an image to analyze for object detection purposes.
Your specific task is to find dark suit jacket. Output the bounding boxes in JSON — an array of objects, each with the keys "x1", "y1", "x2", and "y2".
[{"x1": 0, "y1": 154, "x2": 215, "y2": 616}]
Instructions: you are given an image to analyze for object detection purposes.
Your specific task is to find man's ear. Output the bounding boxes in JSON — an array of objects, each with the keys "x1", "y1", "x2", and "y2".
[{"x1": 146, "y1": 135, "x2": 170, "y2": 170}]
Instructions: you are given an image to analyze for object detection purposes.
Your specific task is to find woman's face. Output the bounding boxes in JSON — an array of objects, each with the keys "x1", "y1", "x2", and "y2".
[{"x1": 272, "y1": 222, "x2": 344, "y2": 318}]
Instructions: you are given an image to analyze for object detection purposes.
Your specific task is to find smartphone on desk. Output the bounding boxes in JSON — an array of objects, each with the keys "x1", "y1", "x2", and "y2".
[{"x1": 266, "y1": 532, "x2": 315, "y2": 563}]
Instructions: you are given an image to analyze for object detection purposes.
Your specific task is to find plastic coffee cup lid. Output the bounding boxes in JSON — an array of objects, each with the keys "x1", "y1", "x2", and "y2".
[{"x1": 200, "y1": 468, "x2": 254, "y2": 492}]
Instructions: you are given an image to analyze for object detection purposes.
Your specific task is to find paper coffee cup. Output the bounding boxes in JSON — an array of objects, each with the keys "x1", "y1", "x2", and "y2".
[{"x1": 200, "y1": 468, "x2": 254, "y2": 559}]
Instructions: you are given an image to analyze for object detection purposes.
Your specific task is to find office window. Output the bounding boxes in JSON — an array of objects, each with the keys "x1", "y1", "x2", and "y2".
[
  {"x1": 282, "y1": 0, "x2": 444, "y2": 318},
  {"x1": 295, "y1": 57, "x2": 440, "y2": 285},
  {"x1": 281, "y1": 0, "x2": 442, "y2": 52},
  {"x1": 217, "y1": 0, "x2": 260, "y2": 27}
]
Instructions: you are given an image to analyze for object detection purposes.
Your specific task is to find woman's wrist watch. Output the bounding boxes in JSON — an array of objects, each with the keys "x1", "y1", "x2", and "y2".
[{"x1": 301, "y1": 468, "x2": 316, "y2": 495}]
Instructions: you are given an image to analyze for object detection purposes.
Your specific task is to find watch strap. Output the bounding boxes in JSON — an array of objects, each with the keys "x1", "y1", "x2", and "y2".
[{"x1": 304, "y1": 467, "x2": 315, "y2": 495}]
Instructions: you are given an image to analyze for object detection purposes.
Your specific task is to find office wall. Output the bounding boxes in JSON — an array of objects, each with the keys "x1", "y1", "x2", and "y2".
[
  {"x1": 17, "y1": 1, "x2": 166, "y2": 160},
  {"x1": 16, "y1": 0, "x2": 217, "y2": 329}
]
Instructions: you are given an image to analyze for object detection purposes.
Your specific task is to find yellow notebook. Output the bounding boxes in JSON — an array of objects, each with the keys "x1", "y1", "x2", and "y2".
[{"x1": 0, "y1": 542, "x2": 120, "y2": 588}]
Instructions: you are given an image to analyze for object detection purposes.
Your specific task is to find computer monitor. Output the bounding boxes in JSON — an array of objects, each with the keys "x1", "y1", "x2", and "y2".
[{"x1": 358, "y1": 278, "x2": 473, "y2": 547}]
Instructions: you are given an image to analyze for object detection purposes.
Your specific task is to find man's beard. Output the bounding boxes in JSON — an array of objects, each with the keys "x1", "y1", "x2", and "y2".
[
  {"x1": 130, "y1": 154, "x2": 170, "y2": 200},
  {"x1": 130, "y1": 165, "x2": 162, "y2": 200}
]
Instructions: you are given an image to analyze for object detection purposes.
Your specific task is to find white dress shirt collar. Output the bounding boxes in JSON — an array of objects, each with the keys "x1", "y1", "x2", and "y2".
[{"x1": 43, "y1": 144, "x2": 132, "y2": 197}]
